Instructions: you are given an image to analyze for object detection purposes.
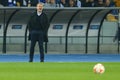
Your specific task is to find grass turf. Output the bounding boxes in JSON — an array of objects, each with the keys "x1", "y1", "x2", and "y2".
[{"x1": 0, "y1": 62, "x2": 120, "y2": 80}]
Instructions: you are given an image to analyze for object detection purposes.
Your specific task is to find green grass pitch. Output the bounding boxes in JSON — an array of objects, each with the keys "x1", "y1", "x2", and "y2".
[{"x1": 0, "y1": 62, "x2": 120, "y2": 80}]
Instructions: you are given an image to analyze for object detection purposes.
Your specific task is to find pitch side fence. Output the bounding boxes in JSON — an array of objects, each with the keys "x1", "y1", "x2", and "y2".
[{"x1": 0, "y1": 7, "x2": 120, "y2": 54}]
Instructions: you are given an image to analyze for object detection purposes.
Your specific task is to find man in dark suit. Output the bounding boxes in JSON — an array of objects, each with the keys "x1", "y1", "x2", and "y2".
[
  {"x1": 0, "y1": 0, "x2": 8, "y2": 6},
  {"x1": 28, "y1": 3, "x2": 49, "y2": 62}
]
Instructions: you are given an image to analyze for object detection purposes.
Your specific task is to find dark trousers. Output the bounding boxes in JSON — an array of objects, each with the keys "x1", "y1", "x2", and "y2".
[{"x1": 29, "y1": 31, "x2": 44, "y2": 62}]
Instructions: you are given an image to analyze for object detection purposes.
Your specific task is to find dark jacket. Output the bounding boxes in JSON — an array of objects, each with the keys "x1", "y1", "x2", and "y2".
[
  {"x1": 0, "y1": 0, "x2": 8, "y2": 6},
  {"x1": 26, "y1": 0, "x2": 38, "y2": 6},
  {"x1": 28, "y1": 11, "x2": 49, "y2": 42}
]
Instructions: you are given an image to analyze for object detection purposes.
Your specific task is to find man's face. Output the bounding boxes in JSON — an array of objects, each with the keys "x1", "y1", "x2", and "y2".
[
  {"x1": 37, "y1": 4, "x2": 43, "y2": 12},
  {"x1": 61, "y1": 0, "x2": 65, "y2": 3}
]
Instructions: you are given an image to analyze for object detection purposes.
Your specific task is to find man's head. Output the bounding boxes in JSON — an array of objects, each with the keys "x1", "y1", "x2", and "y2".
[{"x1": 36, "y1": 3, "x2": 44, "y2": 12}]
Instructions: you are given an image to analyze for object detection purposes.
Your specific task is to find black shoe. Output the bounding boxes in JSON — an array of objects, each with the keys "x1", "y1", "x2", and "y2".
[
  {"x1": 29, "y1": 60, "x2": 33, "y2": 62},
  {"x1": 40, "y1": 59, "x2": 44, "y2": 62}
]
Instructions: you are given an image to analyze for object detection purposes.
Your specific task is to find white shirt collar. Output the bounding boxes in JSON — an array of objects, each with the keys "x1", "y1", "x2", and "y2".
[{"x1": 37, "y1": 11, "x2": 42, "y2": 16}]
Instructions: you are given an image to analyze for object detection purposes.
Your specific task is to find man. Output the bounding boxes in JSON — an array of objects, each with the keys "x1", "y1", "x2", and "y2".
[
  {"x1": 28, "y1": 3, "x2": 49, "y2": 62},
  {"x1": 94, "y1": 0, "x2": 106, "y2": 7},
  {"x1": 59, "y1": 0, "x2": 69, "y2": 7},
  {"x1": 16, "y1": 0, "x2": 23, "y2": 6},
  {"x1": 68, "y1": 0, "x2": 77, "y2": 7},
  {"x1": 26, "y1": 0, "x2": 39, "y2": 6},
  {"x1": 0, "y1": 0, "x2": 8, "y2": 6}
]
